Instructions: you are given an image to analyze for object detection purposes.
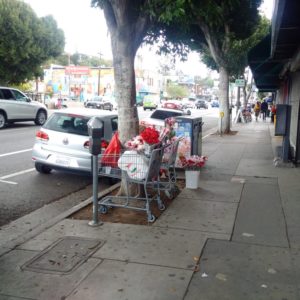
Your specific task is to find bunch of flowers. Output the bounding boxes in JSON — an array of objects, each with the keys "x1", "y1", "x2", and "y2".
[
  {"x1": 124, "y1": 135, "x2": 145, "y2": 151},
  {"x1": 140, "y1": 127, "x2": 160, "y2": 145},
  {"x1": 160, "y1": 117, "x2": 176, "y2": 143},
  {"x1": 179, "y1": 154, "x2": 207, "y2": 170}
]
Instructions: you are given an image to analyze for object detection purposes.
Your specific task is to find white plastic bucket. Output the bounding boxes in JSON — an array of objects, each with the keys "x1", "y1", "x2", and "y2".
[{"x1": 185, "y1": 170, "x2": 200, "y2": 189}]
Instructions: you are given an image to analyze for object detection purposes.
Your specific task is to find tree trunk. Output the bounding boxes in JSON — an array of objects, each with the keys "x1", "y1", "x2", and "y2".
[
  {"x1": 218, "y1": 66, "x2": 230, "y2": 133},
  {"x1": 111, "y1": 39, "x2": 139, "y2": 144}
]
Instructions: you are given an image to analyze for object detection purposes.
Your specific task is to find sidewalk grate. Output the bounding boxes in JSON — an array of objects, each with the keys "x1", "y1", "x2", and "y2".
[{"x1": 21, "y1": 236, "x2": 105, "y2": 275}]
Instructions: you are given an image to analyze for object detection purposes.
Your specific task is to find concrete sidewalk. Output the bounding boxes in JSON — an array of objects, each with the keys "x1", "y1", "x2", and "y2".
[{"x1": 1, "y1": 119, "x2": 300, "y2": 300}]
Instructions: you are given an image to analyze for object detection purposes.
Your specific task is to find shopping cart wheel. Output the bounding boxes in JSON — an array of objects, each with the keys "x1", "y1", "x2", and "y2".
[
  {"x1": 148, "y1": 214, "x2": 156, "y2": 223},
  {"x1": 158, "y1": 204, "x2": 166, "y2": 211},
  {"x1": 99, "y1": 205, "x2": 108, "y2": 214}
]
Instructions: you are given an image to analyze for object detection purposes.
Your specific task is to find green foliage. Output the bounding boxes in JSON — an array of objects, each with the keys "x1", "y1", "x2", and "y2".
[
  {"x1": 166, "y1": 83, "x2": 189, "y2": 98},
  {"x1": 0, "y1": 0, "x2": 65, "y2": 85},
  {"x1": 49, "y1": 52, "x2": 113, "y2": 67},
  {"x1": 194, "y1": 76, "x2": 214, "y2": 88}
]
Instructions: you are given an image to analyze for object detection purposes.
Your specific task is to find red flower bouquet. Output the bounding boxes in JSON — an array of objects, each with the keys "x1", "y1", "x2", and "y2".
[
  {"x1": 179, "y1": 155, "x2": 207, "y2": 170},
  {"x1": 140, "y1": 127, "x2": 160, "y2": 145}
]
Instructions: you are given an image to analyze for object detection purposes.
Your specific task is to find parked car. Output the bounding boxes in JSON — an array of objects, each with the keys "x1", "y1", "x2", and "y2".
[
  {"x1": 195, "y1": 99, "x2": 208, "y2": 109},
  {"x1": 84, "y1": 96, "x2": 114, "y2": 111},
  {"x1": 143, "y1": 95, "x2": 159, "y2": 111},
  {"x1": 0, "y1": 86, "x2": 48, "y2": 129},
  {"x1": 211, "y1": 100, "x2": 219, "y2": 108},
  {"x1": 32, "y1": 108, "x2": 118, "y2": 174},
  {"x1": 140, "y1": 108, "x2": 186, "y2": 130}
]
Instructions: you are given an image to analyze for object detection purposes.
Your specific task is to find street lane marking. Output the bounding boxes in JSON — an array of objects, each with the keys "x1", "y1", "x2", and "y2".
[
  {"x1": 0, "y1": 179, "x2": 17, "y2": 185},
  {"x1": 0, "y1": 148, "x2": 32, "y2": 158},
  {"x1": 1, "y1": 168, "x2": 35, "y2": 180}
]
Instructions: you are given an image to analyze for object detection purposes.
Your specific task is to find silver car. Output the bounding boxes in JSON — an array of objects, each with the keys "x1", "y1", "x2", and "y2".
[
  {"x1": 32, "y1": 108, "x2": 118, "y2": 174},
  {"x1": 0, "y1": 87, "x2": 48, "y2": 129}
]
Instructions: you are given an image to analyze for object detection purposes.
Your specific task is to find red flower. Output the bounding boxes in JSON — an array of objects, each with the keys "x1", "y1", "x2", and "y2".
[{"x1": 140, "y1": 127, "x2": 160, "y2": 145}]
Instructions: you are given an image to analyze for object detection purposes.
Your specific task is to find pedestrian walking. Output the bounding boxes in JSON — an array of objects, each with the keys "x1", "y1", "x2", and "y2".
[
  {"x1": 260, "y1": 100, "x2": 268, "y2": 121},
  {"x1": 254, "y1": 101, "x2": 261, "y2": 121},
  {"x1": 271, "y1": 104, "x2": 277, "y2": 123}
]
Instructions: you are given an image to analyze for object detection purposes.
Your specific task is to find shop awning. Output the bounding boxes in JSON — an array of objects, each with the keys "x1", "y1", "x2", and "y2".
[
  {"x1": 248, "y1": 34, "x2": 282, "y2": 91},
  {"x1": 248, "y1": 0, "x2": 300, "y2": 92}
]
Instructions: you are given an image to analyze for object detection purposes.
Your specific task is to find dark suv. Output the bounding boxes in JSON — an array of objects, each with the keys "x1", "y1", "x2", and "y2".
[{"x1": 195, "y1": 99, "x2": 208, "y2": 109}]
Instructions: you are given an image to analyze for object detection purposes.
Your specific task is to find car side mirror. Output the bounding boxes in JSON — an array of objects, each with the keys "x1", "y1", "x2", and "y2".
[{"x1": 26, "y1": 97, "x2": 31, "y2": 102}]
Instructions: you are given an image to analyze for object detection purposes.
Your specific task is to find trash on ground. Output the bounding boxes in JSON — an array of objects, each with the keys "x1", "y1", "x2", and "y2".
[
  {"x1": 242, "y1": 232, "x2": 255, "y2": 237},
  {"x1": 267, "y1": 268, "x2": 277, "y2": 274},
  {"x1": 215, "y1": 273, "x2": 227, "y2": 281}
]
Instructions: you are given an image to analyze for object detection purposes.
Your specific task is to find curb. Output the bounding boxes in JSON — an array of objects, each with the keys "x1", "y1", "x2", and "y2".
[{"x1": 0, "y1": 182, "x2": 120, "y2": 255}]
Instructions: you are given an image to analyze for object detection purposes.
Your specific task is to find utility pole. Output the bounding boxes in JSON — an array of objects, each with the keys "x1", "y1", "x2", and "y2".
[{"x1": 98, "y1": 52, "x2": 102, "y2": 96}]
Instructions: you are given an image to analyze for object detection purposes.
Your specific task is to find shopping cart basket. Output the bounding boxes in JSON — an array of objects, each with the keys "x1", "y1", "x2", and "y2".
[
  {"x1": 98, "y1": 147, "x2": 165, "y2": 222},
  {"x1": 159, "y1": 137, "x2": 182, "y2": 198}
]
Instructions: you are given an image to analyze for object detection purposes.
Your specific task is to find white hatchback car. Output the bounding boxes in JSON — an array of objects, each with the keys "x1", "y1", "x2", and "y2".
[
  {"x1": 32, "y1": 108, "x2": 118, "y2": 175},
  {"x1": 0, "y1": 87, "x2": 48, "y2": 129}
]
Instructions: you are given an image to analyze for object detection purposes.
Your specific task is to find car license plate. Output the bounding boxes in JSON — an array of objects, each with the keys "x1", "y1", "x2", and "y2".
[{"x1": 55, "y1": 156, "x2": 70, "y2": 166}]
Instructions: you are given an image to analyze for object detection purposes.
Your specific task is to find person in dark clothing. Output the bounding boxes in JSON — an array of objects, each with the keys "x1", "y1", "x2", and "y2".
[{"x1": 260, "y1": 100, "x2": 268, "y2": 120}]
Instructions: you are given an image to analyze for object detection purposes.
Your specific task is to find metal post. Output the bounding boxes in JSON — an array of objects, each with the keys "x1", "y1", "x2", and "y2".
[
  {"x1": 88, "y1": 155, "x2": 102, "y2": 226},
  {"x1": 97, "y1": 66, "x2": 101, "y2": 96},
  {"x1": 97, "y1": 52, "x2": 102, "y2": 96}
]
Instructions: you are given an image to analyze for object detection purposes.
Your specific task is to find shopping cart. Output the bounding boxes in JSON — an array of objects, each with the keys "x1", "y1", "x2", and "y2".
[
  {"x1": 98, "y1": 147, "x2": 165, "y2": 222},
  {"x1": 159, "y1": 137, "x2": 182, "y2": 198}
]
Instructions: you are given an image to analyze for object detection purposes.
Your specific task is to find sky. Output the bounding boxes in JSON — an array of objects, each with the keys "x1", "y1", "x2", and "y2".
[{"x1": 24, "y1": 0, "x2": 274, "y2": 77}]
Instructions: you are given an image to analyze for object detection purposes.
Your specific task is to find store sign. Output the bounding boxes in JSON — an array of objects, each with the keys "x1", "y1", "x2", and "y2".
[
  {"x1": 65, "y1": 66, "x2": 90, "y2": 75},
  {"x1": 235, "y1": 79, "x2": 245, "y2": 87}
]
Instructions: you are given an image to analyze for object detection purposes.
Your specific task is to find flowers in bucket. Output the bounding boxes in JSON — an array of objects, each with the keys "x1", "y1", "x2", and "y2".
[{"x1": 179, "y1": 154, "x2": 207, "y2": 170}]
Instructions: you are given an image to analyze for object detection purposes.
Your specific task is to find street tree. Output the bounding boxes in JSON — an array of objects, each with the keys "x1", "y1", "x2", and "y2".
[
  {"x1": 91, "y1": 0, "x2": 186, "y2": 143},
  {"x1": 188, "y1": 0, "x2": 263, "y2": 133},
  {"x1": 200, "y1": 15, "x2": 269, "y2": 109},
  {"x1": 0, "y1": 0, "x2": 64, "y2": 85},
  {"x1": 166, "y1": 83, "x2": 189, "y2": 98}
]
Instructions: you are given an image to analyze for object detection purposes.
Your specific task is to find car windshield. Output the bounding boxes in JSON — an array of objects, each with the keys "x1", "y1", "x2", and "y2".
[
  {"x1": 91, "y1": 97, "x2": 102, "y2": 102},
  {"x1": 43, "y1": 113, "x2": 90, "y2": 136},
  {"x1": 150, "y1": 110, "x2": 182, "y2": 120}
]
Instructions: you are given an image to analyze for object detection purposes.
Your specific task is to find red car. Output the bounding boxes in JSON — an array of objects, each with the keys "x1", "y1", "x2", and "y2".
[{"x1": 162, "y1": 100, "x2": 183, "y2": 110}]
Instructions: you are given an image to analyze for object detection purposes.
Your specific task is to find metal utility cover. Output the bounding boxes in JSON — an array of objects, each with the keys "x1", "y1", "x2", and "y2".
[{"x1": 22, "y1": 236, "x2": 105, "y2": 275}]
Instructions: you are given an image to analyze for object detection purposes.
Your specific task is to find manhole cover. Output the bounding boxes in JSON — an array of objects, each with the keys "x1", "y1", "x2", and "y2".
[{"x1": 22, "y1": 236, "x2": 105, "y2": 274}]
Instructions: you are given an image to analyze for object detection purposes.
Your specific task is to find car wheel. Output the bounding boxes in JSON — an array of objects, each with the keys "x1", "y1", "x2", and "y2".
[
  {"x1": 0, "y1": 112, "x2": 7, "y2": 129},
  {"x1": 35, "y1": 110, "x2": 47, "y2": 125},
  {"x1": 35, "y1": 162, "x2": 52, "y2": 174}
]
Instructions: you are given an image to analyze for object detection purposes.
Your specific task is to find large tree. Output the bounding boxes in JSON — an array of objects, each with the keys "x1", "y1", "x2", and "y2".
[
  {"x1": 189, "y1": 0, "x2": 263, "y2": 133},
  {"x1": 91, "y1": 0, "x2": 186, "y2": 143},
  {"x1": 0, "y1": 0, "x2": 65, "y2": 85}
]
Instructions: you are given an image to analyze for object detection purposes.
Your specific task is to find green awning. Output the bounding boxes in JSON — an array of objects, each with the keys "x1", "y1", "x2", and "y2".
[{"x1": 248, "y1": 34, "x2": 283, "y2": 91}]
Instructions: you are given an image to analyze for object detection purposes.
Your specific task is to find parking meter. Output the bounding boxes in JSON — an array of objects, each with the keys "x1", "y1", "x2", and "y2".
[
  {"x1": 87, "y1": 117, "x2": 104, "y2": 155},
  {"x1": 87, "y1": 117, "x2": 104, "y2": 227}
]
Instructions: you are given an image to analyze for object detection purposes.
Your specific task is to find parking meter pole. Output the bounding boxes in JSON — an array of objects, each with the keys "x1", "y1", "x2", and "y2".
[{"x1": 87, "y1": 116, "x2": 104, "y2": 227}]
